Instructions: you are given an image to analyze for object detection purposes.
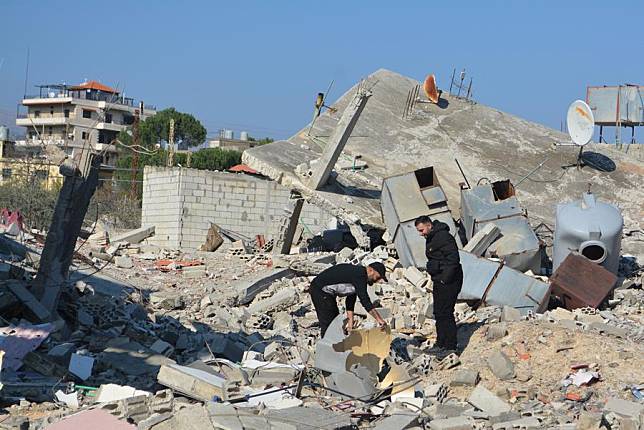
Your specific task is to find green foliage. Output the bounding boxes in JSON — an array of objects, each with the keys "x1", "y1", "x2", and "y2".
[
  {"x1": 0, "y1": 181, "x2": 58, "y2": 231},
  {"x1": 190, "y1": 148, "x2": 241, "y2": 171},
  {"x1": 134, "y1": 107, "x2": 207, "y2": 149},
  {"x1": 247, "y1": 136, "x2": 274, "y2": 145},
  {"x1": 115, "y1": 148, "x2": 242, "y2": 195}
]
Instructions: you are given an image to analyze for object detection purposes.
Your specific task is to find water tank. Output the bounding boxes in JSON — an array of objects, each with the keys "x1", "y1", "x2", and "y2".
[
  {"x1": 553, "y1": 192, "x2": 623, "y2": 274},
  {"x1": 240, "y1": 131, "x2": 249, "y2": 141},
  {"x1": 0, "y1": 126, "x2": 8, "y2": 141},
  {"x1": 224, "y1": 129, "x2": 234, "y2": 140}
]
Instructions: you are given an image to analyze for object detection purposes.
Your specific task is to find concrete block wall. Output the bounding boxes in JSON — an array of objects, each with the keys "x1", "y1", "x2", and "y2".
[{"x1": 142, "y1": 166, "x2": 330, "y2": 250}]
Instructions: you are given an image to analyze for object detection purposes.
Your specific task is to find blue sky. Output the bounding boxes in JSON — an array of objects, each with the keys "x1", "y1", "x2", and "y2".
[{"x1": 1, "y1": 1, "x2": 642, "y2": 141}]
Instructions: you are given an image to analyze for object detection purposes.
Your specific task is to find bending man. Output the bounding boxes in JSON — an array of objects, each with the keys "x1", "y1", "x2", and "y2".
[
  {"x1": 415, "y1": 215, "x2": 463, "y2": 353},
  {"x1": 309, "y1": 262, "x2": 388, "y2": 337}
]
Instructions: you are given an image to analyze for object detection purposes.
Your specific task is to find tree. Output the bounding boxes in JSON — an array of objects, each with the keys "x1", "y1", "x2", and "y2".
[
  {"x1": 138, "y1": 108, "x2": 207, "y2": 149},
  {"x1": 191, "y1": 148, "x2": 242, "y2": 171},
  {"x1": 247, "y1": 136, "x2": 274, "y2": 145}
]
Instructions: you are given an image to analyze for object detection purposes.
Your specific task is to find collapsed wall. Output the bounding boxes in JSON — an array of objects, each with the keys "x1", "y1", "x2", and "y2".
[{"x1": 141, "y1": 166, "x2": 330, "y2": 250}]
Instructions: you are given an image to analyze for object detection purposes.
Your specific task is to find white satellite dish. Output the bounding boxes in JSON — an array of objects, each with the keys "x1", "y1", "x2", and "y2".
[{"x1": 567, "y1": 100, "x2": 594, "y2": 146}]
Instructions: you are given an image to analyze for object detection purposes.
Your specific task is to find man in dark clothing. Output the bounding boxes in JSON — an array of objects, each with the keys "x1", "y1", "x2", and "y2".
[
  {"x1": 415, "y1": 215, "x2": 463, "y2": 353},
  {"x1": 309, "y1": 262, "x2": 388, "y2": 337}
]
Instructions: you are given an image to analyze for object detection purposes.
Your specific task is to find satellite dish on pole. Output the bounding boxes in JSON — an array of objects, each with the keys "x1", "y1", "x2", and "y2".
[{"x1": 567, "y1": 100, "x2": 594, "y2": 146}]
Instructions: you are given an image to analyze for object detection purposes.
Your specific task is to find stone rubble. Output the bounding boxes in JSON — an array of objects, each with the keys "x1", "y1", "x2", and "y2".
[{"x1": 0, "y1": 205, "x2": 642, "y2": 429}]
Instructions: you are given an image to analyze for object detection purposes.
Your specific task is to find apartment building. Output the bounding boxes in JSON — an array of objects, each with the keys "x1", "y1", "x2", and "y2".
[{"x1": 15, "y1": 80, "x2": 156, "y2": 166}]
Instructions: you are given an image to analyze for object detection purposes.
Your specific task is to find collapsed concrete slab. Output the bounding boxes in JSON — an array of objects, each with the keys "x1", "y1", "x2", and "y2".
[
  {"x1": 157, "y1": 363, "x2": 226, "y2": 402},
  {"x1": 234, "y1": 268, "x2": 295, "y2": 305},
  {"x1": 110, "y1": 225, "x2": 155, "y2": 245},
  {"x1": 242, "y1": 69, "x2": 643, "y2": 259}
]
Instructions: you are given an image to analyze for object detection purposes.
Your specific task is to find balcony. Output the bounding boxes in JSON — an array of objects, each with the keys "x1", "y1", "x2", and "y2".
[{"x1": 16, "y1": 115, "x2": 70, "y2": 126}]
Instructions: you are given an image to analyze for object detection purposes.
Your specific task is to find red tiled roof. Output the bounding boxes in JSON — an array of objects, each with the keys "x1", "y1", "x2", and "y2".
[
  {"x1": 228, "y1": 164, "x2": 258, "y2": 174},
  {"x1": 69, "y1": 80, "x2": 119, "y2": 94}
]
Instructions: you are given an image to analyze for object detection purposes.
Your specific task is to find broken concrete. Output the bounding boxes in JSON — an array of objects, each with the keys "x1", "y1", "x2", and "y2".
[
  {"x1": 111, "y1": 226, "x2": 155, "y2": 246},
  {"x1": 463, "y1": 223, "x2": 501, "y2": 256},
  {"x1": 467, "y1": 385, "x2": 512, "y2": 417},
  {"x1": 487, "y1": 350, "x2": 515, "y2": 381}
]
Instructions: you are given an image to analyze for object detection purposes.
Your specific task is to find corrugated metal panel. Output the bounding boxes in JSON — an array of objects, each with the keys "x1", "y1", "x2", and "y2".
[
  {"x1": 549, "y1": 253, "x2": 617, "y2": 310},
  {"x1": 457, "y1": 250, "x2": 500, "y2": 301},
  {"x1": 484, "y1": 265, "x2": 550, "y2": 314}
]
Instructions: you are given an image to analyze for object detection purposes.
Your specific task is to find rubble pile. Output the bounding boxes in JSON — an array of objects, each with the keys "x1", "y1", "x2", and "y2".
[{"x1": 0, "y1": 225, "x2": 641, "y2": 429}]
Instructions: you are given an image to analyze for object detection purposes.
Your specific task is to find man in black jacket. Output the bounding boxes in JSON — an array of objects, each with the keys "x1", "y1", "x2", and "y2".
[
  {"x1": 415, "y1": 215, "x2": 463, "y2": 353},
  {"x1": 309, "y1": 262, "x2": 388, "y2": 337}
]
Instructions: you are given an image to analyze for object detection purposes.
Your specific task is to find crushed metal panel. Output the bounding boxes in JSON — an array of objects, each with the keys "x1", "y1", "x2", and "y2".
[
  {"x1": 382, "y1": 173, "x2": 430, "y2": 224},
  {"x1": 484, "y1": 265, "x2": 551, "y2": 314},
  {"x1": 457, "y1": 250, "x2": 501, "y2": 301},
  {"x1": 549, "y1": 253, "x2": 617, "y2": 310},
  {"x1": 393, "y1": 220, "x2": 429, "y2": 268},
  {"x1": 382, "y1": 166, "x2": 462, "y2": 268},
  {"x1": 484, "y1": 217, "x2": 541, "y2": 273},
  {"x1": 461, "y1": 184, "x2": 523, "y2": 239},
  {"x1": 461, "y1": 181, "x2": 540, "y2": 273}
]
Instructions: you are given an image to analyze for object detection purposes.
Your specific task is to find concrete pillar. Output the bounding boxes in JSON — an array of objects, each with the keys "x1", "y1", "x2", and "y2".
[
  {"x1": 307, "y1": 90, "x2": 371, "y2": 190},
  {"x1": 32, "y1": 153, "x2": 103, "y2": 313},
  {"x1": 273, "y1": 191, "x2": 304, "y2": 255}
]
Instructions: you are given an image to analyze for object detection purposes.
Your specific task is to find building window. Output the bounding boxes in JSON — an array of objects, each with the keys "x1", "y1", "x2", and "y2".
[
  {"x1": 2, "y1": 168, "x2": 12, "y2": 179},
  {"x1": 50, "y1": 106, "x2": 54, "y2": 115},
  {"x1": 82, "y1": 131, "x2": 88, "y2": 140},
  {"x1": 34, "y1": 110, "x2": 40, "y2": 118},
  {"x1": 82, "y1": 109, "x2": 92, "y2": 119},
  {"x1": 123, "y1": 115, "x2": 134, "y2": 125},
  {"x1": 64, "y1": 109, "x2": 70, "y2": 118},
  {"x1": 104, "y1": 113, "x2": 112, "y2": 123}
]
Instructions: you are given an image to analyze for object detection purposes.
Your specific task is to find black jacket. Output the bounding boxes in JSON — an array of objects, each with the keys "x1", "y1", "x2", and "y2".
[
  {"x1": 310, "y1": 264, "x2": 374, "y2": 313},
  {"x1": 425, "y1": 220, "x2": 461, "y2": 285}
]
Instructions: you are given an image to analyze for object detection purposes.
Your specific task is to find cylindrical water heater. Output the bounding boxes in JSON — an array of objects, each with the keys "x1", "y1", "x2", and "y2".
[{"x1": 553, "y1": 192, "x2": 623, "y2": 274}]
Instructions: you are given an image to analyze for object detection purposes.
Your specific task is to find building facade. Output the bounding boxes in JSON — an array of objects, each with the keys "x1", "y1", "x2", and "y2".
[{"x1": 16, "y1": 81, "x2": 155, "y2": 166}]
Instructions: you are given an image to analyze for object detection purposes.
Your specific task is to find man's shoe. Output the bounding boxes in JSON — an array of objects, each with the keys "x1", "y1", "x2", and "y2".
[
  {"x1": 427, "y1": 345, "x2": 446, "y2": 355},
  {"x1": 435, "y1": 348, "x2": 459, "y2": 360}
]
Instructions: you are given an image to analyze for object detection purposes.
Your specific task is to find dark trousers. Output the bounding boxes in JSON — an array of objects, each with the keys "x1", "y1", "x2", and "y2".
[
  {"x1": 309, "y1": 285, "x2": 339, "y2": 337},
  {"x1": 432, "y1": 268, "x2": 463, "y2": 350}
]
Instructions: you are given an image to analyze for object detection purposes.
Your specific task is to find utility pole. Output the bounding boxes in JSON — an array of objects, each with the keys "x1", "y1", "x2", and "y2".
[
  {"x1": 130, "y1": 101, "x2": 143, "y2": 197},
  {"x1": 167, "y1": 118, "x2": 175, "y2": 167}
]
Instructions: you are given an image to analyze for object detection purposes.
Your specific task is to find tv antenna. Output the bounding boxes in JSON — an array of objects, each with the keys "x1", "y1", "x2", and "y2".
[
  {"x1": 307, "y1": 80, "x2": 337, "y2": 136},
  {"x1": 557, "y1": 100, "x2": 594, "y2": 169}
]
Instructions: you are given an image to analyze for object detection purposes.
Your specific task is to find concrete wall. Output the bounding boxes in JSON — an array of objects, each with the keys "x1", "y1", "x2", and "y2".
[{"x1": 142, "y1": 166, "x2": 330, "y2": 250}]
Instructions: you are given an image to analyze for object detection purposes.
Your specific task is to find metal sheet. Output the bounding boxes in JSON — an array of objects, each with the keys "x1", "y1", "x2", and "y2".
[
  {"x1": 383, "y1": 173, "x2": 429, "y2": 223},
  {"x1": 587, "y1": 85, "x2": 644, "y2": 126},
  {"x1": 394, "y1": 221, "x2": 428, "y2": 268},
  {"x1": 484, "y1": 265, "x2": 550, "y2": 314},
  {"x1": 461, "y1": 182, "x2": 540, "y2": 272},
  {"x1": 457, "y1": 250, "x2": 500, "y2": 301},
  {"x1": 382, "y1": 165, "x2": 463, "y2": 269},
  {"x1": 422, "y1": 186, "x2": 447, "y2": 206},
  {"x1": 549, "y1": 253, "x2": 617, "y2": 310}
]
